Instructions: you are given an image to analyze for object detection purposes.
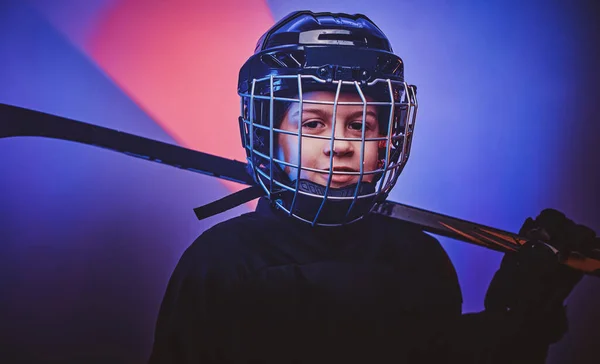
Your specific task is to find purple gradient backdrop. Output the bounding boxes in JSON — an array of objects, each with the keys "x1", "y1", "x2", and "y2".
[{"x1": 1, "y1": 0, "x2": 599, "y2": 363}]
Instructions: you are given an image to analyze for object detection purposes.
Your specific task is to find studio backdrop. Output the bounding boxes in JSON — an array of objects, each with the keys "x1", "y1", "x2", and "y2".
[{"x1": 1, "y1": 0, "x2": 598, "y2": 363}]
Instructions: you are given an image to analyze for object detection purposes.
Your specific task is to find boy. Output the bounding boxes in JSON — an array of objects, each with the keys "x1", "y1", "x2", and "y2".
[{"x1": 149, "y1": 10, "x2": 596, "y2": 363}]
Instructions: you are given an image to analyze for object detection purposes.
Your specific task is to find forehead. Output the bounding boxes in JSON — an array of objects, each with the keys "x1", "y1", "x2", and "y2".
[
  {"x1": 290, "y1": 91, "x2": 378, "y2": 117},
  {"x1": 301, "y1": 90, "x2": 374, "y2": 103}
]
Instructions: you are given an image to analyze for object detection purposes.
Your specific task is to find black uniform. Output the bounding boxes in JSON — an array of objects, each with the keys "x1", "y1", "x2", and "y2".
[{"x1": 148, "y1": 198, "x2": 564, "y2": 363}]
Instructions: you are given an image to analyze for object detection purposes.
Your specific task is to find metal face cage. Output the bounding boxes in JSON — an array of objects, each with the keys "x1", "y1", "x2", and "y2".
[{"x1": 239, "y1": 74, "x2": 418, "y2": 226}]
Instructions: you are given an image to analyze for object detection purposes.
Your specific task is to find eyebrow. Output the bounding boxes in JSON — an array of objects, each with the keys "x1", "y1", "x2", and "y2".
[{"x1": 290, "y1": 108, "x2": 378, "y2": 121}]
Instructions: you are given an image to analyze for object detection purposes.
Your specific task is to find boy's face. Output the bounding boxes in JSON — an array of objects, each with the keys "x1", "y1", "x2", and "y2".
[{"x1": 276, "y1": 90, "x2": 381, "y2": 189}]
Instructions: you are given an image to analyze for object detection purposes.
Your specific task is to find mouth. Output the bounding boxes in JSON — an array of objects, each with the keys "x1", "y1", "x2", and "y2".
[
  {"x1": 317, "y1": 167, "x2": 358, "y2": 186},
  {"x1": 327, "y1": 166, "x2": 358, "y2": 173}
]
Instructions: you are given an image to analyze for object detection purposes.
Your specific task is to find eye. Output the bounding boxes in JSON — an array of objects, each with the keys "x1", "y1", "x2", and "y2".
[
  {"x1": 349, "y1": 118, "x2": 378, "y2": 134},
  {"x1": 349, "y1": 122, "x2": 364, "y2": 131},
  {"x1": 302, "y1": 120, "x2": 325, "y2": 129}
]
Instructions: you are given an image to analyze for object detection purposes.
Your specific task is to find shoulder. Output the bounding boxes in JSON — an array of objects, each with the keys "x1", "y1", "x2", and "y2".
[
  {"x1": 374, "y1": 213, "x2": 460, "y2": 279},
  {"x1": 189, "y1": 210, "x2": 270, "y2": 254},
  {"x1": 153, "y1": 213, "x2": 273, "y2": 322},
  {"x1": 377, "y1": 213, "x2": 464, "y2": 302},
  {"x1": 373, "y1": 213, "x2": 447, "y2": 254},
  {"x1": 176, "y1": 211, "x2": 271, "y2": 278}
]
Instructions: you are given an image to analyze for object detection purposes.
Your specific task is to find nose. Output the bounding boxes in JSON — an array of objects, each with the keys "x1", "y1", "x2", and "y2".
[{"x1": 322, "y1": 127, "x2": 354, "y2": 157}]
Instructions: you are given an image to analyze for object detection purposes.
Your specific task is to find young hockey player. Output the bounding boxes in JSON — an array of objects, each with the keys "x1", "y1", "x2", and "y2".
[{"x1": 148, "y1": 11, "x2": 597, "y2": 363}]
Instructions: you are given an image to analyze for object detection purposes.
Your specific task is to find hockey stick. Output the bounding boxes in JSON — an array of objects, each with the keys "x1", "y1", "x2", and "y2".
[
  {"x1": 0, "y1": 103, "x2": 254, "y2": 185},
  {"x1": 1, "y1": 102, "x2": 599, "y2": 276}
]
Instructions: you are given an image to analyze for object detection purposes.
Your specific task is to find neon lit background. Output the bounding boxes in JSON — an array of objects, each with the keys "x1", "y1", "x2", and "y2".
[{"x1": 0, "y1": 0, "x2": 598, "y2": 362}]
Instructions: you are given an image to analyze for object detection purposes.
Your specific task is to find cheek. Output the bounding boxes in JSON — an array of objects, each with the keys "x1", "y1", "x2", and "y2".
[
  {"x1": 299, "y1": 138, "x2": 322, "y2": 168},
  {"x1": 277, "y1": 136, "x2": 321, "y2": 170},
  {"x1": 277, "y1": 134, "x2": 294, "y2": 162},
  {"x1": 277, "y1": 135, "x2": 297, "y2": 176},
  {"x1": 363, "y1": 141, "x2": 380, "y2": 170},
  {"x1": 359, "y1": 141, "x2": 380, "y2": 183}
]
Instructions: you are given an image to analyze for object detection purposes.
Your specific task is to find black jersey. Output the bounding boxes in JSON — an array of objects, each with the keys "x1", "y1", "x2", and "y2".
[{"x1": 148, "y1": 198, "x2": 562, "y2": 363}]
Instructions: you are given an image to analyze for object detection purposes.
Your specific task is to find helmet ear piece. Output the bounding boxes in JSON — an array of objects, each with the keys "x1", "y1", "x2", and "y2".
[{"x1": 377, "y1": 140, "x2": 387, "y2": 161}]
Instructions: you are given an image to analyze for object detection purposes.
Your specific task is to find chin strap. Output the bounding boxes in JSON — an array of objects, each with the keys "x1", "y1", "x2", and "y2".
[
  {"x1": 193, "y1": 161, "x2": 291, "y2": 220},
  {"x1": 193, "y1": 184, "x2": 264, "y2": 220},
  {"x1": 276, "y1": 179, "x2": 379, "y2": 226},
  {"x1": 192, "y1": 179, "x2": 377, "y2": 224}
]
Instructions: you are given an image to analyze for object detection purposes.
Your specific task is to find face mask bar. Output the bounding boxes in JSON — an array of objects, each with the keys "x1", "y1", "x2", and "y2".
[{"x1": 239, "y1": 74, "x2": 417, "y2": 226}]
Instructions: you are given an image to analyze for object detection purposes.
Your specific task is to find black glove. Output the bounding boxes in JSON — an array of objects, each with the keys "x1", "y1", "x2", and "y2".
[{"x1": 484, "y1": 209, "x2": 598, "y2": 342}]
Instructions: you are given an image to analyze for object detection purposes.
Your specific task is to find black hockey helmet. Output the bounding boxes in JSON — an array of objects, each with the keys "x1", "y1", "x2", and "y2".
[{"x1": 235, "y1": 10, "x2": 418, "y2": 226}]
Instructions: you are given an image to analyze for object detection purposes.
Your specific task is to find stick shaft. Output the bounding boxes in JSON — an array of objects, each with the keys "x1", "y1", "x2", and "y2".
[
  {"x1": 0, "y1": 103, "x2": 254, "y2": 185},
  {"x1": 372, "y1": 201, "x2": 600, "y2": 276},
  {"x1": 2, "y1": 102, "x2": 599, "y2": 276}
]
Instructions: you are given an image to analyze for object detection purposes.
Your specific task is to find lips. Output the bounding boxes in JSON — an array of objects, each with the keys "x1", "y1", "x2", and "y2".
[
  {"x1": 321, "y1": 167, "x2": 357, "y2": 183},
  {"x1": 328, "y1": 166, "x2": 358, "y2": 173}
]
